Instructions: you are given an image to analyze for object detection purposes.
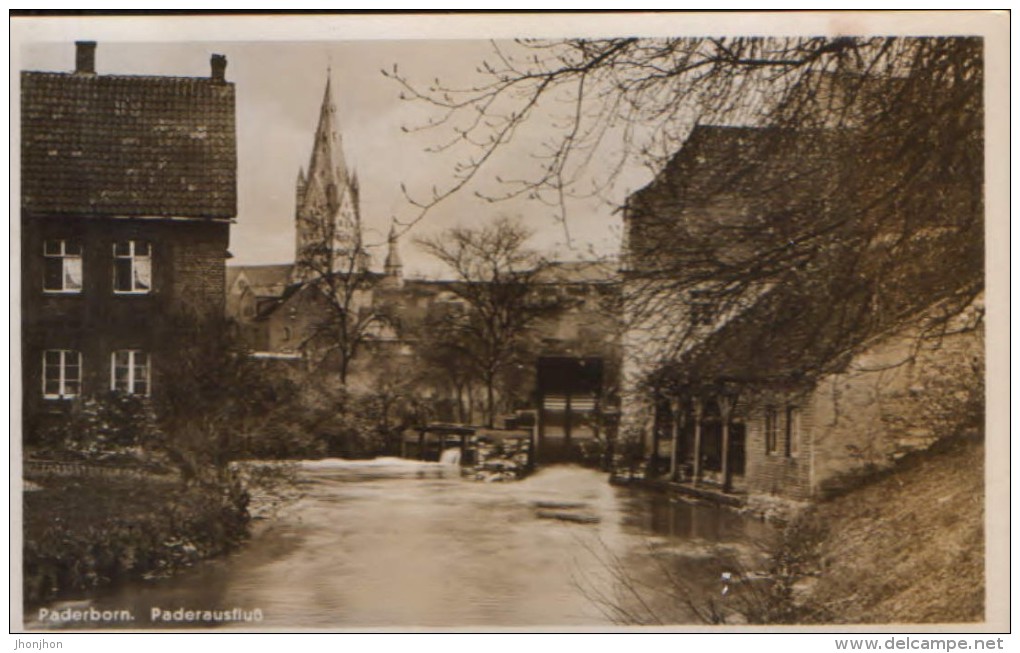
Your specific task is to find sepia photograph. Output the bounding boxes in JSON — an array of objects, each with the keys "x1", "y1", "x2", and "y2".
[{"x1": 10, "y1": 11, "x2": 1009, "y2": 636}]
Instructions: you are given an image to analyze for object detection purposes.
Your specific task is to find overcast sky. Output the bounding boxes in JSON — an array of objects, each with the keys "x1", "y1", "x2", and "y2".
[
  {"x1": 21, "y1": 39, "x2": 635, "y2": 278},
  {"x1": 16, "y1": 12, "x2": 1004, "y2": 279}
]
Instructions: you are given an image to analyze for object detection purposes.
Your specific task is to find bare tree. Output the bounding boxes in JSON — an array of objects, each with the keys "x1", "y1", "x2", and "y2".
[
  {"x1": 389, "y1": 37, "x2": 983, "y2": 378},
  {"x1": 414, "y1": 308, "x2": 481, "y2": 423},
  {"x1": 293, "y1": 188, "x2": 392, "y2": 386},
  {"x1": 416, "y1": 217, "x2": 562, "y2": 427}
]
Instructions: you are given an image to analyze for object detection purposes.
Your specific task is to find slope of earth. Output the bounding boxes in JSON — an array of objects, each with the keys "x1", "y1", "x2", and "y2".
[{"x1": 795, "y1": 435, "x2": 985, "y2": 624}]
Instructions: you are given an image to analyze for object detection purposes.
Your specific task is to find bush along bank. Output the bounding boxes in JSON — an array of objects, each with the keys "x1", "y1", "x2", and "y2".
[{"x1": 23, "y1": 471, "x2": 249, "y2": 608}]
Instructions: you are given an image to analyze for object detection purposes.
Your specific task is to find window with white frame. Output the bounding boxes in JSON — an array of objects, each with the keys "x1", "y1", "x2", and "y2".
[
  {"x1": 43, "y1": 349, "x2": 82, "y2": 399},
  {"x1": 112, "y1": 241, "x2": 152, "y2": 293},
  {"x1": 111, "y1": 350, "x2": 150, "y2": 396},
  {"x1": 43, "y1": 239, "x2": 83, "y2": 293}
]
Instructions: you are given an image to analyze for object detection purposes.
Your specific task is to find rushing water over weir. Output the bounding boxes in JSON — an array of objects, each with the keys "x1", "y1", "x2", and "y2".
[{"x1": 34, "y1": 459, "x2": 772, "y2": 629}]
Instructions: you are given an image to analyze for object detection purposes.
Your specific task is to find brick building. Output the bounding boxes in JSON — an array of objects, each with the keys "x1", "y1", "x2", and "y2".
[
  {"x1": 621, "y1": 123, "x2": 982, "y2": 500},
  {"x1": 21, "y1": 42, "x2": 237, "y2": 438}
]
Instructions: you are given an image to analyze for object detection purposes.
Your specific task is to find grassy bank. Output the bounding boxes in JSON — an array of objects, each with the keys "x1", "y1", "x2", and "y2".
[
  {"x1": 786, "y1": 435, "x2": 984, "y2": 624},
  {"x1": 23, "y1": 472, "x2": 249, "y2": 607}
]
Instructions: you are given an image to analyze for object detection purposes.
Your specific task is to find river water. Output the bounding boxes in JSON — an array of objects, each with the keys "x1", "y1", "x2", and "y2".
[{"x1": 31, "y1": 458, "x2": 773, "y2": 630}]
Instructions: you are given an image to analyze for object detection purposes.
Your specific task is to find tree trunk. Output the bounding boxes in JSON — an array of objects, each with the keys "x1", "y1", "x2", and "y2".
[
  {"x1": 489, "y1": 379, "x2": 497, "y2": 430},
  {"x1": 485, "y1": 375, "x2": 495, "y2": 428},
  {"x1": 339, "y1": 352, "x2": 349, "y2": 385},
  {"x1": 455, "y1": 383, "x2": 465, "y2": 423}
]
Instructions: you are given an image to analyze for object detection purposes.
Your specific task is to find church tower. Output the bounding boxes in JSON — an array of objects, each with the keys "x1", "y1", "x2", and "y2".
[
  {"x1": 293, "y1": 73, "x2": 367, "y2": 282},
  {"x1": 381, "y1": 221, "x2": 404, "y2": 288}
]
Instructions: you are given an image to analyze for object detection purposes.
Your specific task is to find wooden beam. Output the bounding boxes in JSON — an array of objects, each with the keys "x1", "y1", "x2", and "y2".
[
  {"x1": 719, "y1": 395, "x2": 736, "y2": 492},
  {"x1": 692, "y1": 397, "x2": 703, "y2": 486},
  {"x1": 669, "y1": 397, "x2": 681, "y2": 482}
]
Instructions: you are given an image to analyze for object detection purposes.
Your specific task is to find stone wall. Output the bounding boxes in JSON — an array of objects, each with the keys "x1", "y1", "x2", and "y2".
[{"x1": 805, "y1": 302, "x2": 984, "y2": 495}]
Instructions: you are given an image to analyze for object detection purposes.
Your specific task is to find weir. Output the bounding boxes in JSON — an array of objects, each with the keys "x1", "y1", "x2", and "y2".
[{"x1": 439, "y1": 448, "x2": 462, "y2": 466}]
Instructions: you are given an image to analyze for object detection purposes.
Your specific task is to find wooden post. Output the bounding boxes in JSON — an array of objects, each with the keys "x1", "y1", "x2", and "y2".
[
  {"x1": 529, "y1": 422, "x2": 537, "y2": 471},
  {"x1": 537, "y1": 394, "x2": 545, "y2": 462},
  {"x1": 564, "y1": 393, "x2": 573, "y2": 454},
  {"x1": 691, "y1": 397, "x2": 703, "y2": 486},
  {"x1": 719, "y1": 395, "x2": 735, "y2": 492},
  {"x1": 669, "y1": 396, "x2": 681, "y2": 482},
  {"x1": 459, "y1": 432, "x2": 468, "y2": 465},
  {"x1": 418, "y1": 429, "x2": 426, "y2": 461},
  {"x1": 650, "y1": 400, "x2": 661, "y2": 476}
]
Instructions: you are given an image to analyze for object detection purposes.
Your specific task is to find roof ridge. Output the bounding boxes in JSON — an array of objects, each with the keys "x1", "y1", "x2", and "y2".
[{"x1": 21, "y1": 70, "x2": 231, "y2": 84}]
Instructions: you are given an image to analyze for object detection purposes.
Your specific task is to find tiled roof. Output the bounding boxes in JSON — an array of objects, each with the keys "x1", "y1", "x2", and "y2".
[
  {"x1": 675, "y1": 272, "x2": 981, "y2": 387},
  {"x1": 676, "y1": 284, "x2": 868, "y2": 383},
  {"x1": 628, "y1": 125, "x2": 843, "y2": 221},
  {"x1": 534, "y1": 260, "x2": 619, "y2": 285},
  {"x1": 228, "y1": 264, "x2": 294, "y2": 298},
  {"x1": 21, "y1": 71, "x2": 236, "y2": 218}
]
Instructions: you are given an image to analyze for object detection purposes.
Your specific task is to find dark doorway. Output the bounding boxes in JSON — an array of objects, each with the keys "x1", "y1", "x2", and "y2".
[
  {"x1": 536, "y1": 356, "x2": 604, "y2": 464},
  {"x1": 729, "y1": 422, "x2": 746, "y2": 477},
  {"x1": 701, "y1": 399, "x2": 723, "y2": 472}
]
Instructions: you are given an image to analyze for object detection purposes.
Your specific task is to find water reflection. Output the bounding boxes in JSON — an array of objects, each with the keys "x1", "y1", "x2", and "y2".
[{"x1": 29, "y1": 459, "x2": 772, "y2": 629}]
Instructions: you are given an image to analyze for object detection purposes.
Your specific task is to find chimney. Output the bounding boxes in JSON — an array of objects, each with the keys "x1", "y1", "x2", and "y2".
[
  {"x1": 75, "y1": 41, "x2": 96, "y2": 75},
  {"x1": 210, "y1": 54, "x2": 227, "y2": 82}
]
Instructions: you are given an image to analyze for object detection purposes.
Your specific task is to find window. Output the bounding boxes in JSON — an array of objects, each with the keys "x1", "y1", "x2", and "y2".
[
  {"x1": 785, "y1": 406, "x2": 800, "y2": 457},
  {"x1": 765, "y1": 406, "x2": 778, "y2": 454},
  {"x1": 113, "y1": 241, "x2": 152, "y2": 293},
  {"x1": 43, "y1": 240, "x2": 83, "y2": 293},
  {"x1": 688, "y1": 289, "x2": 716, "y2": 326},
  {"x1": 111, "y1": 350, "x2": 150, "y2": 395},
  {"x1": 688, "y1": 301, "x2": 714, "y2": 326},
  {"x1": 43, "y1": 350, "x2": 82, "y2": 399}
]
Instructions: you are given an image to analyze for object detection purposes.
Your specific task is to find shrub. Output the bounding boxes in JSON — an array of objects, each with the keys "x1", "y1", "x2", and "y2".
[
  {"x1": 34, "y1": 393, "x2": 168, "y2": 468},
  {"x1": 23, "y1": 474, "x2": 249, "y2": 607}
]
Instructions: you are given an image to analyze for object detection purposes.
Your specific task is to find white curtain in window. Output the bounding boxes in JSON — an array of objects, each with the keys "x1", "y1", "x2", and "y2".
[
  {"x1": 133, "y1": 257, "x2": 151, "y2": 290},
  {"x1": 64, "y1": 257, "x2": 83, "y2": 290}
]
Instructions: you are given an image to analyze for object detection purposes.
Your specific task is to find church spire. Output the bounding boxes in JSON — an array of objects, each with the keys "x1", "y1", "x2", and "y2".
[
  {"x1": 383, "y1": 220, "x2": 404, "y2": 287},
  {"x1": 294, "y1": 71, "x2": 364, "y2": 281},
  {"x1": 295, "y1": 166, "x2": 307, "y2": 206},
  {"x1": 303, "y1": 72, "x2": 349, "y2": 219}
]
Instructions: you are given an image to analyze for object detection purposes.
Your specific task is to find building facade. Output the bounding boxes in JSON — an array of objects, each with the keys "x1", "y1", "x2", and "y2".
[
  {"x1": 21, "y1": 42, "x2": 237, "y2": 439},
  {"x1": 620, "y1": 122, "x2": 983, "y2": 500}
]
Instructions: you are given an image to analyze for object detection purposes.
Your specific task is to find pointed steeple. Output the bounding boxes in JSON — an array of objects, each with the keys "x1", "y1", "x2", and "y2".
[
  {"x1": 295, "y1": 166, "x2": 307, "y2": 206},
  {"x1": 383, "y1": 220, "x2": 404, "y2": 287},
  {"x1": 295, "y1": 71, "x2": 364, "y2": 280},
  {"x1": 302, "y1": 73, "x2": 349, "y2": 219}
]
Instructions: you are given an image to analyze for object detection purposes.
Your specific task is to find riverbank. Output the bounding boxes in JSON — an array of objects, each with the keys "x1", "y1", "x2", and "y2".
[
  {"x1": 231, "y1": 461, "x2": 305, "y2": 529},
  {"x1": 22, "y1": 469, "x2": 249, "y2": 608},
  {"x1": 783, "y1": 435, "x2": 984, "y2": 623},
  {"x1": 22, "y1": 461, "x2": 771, "y2": 628}
]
